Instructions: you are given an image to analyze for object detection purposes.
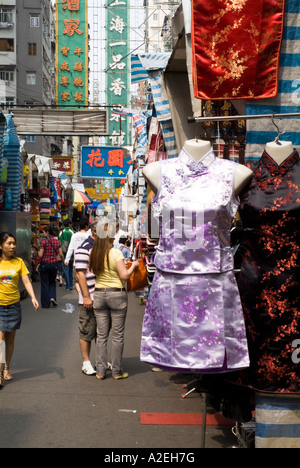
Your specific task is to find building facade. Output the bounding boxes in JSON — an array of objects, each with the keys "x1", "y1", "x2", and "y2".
[{"x1": 0, "y1": 0, "x2": 58, "y2": 155}]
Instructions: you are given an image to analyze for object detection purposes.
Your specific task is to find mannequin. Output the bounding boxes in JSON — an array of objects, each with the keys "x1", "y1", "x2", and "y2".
[
  {"x1": 264, "y1": 140, "x2": 294, "y2": 165},
  {"x1": 140, "y1": 137, "x2": 251, "y2": 372},
  {"x1": 143, "y1": 139, "x2": 253, "y2": 196},
  {"x1": 234, "y1": 138, "x2": 300, "y2": 399}
]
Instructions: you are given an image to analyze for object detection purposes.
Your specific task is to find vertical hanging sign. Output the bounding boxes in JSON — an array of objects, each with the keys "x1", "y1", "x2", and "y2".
[
  {"x1": 106, "y1": 0, "x2": 130, "y2": 147},
  {"x1": 56, "y1": 0, "x2": 88, "y2": 108}
]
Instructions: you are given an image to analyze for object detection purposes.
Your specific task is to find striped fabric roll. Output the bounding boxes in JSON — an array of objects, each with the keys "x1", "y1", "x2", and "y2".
[
  {"x1": 255, "y1": 393, "x2": 300, "y2": 448},
  {"x1": 246, "y1": 0, "x2": 300, "y2": 161},
  {"x1": 133, "y1": 112, "x2": 151, "y2": 157},
  {"x1": 0, "y1": 112, "x2": 6, "y2": 176},
  {"x1": 147, "y1": 71, "x2": 178, "y2": 159},
  {"x1": 130, "y1": 53, "x2": 178, "y2": 159},
  {"x1": 131, "y1": 53, "x2": 171, "y2": 85},
  {"x1": 159, "y1": 120, "x2": 178, "y2": 159},
  {"x1": 3, "y1": 115, "x2": 21, "y2": 211}
]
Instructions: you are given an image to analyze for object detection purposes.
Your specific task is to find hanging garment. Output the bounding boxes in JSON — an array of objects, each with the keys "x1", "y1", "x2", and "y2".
[
  {"x1": 191, "y1": 0, "x2": 286, "y2": 100},
  {"x1": 245, "y1": 0, "x2": 300, "y2": 160},
  {"x1": 236, "y1": 150, "x2": 300, "y2": 393},
  {"x1": 140, "y1": 148, "x2": 250, "y2": 372}
]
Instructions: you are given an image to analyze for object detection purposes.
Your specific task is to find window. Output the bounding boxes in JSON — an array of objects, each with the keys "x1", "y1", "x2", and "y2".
[
  {"x1": 28, "y1": 43, "x2": 37, "y2": 56},
  {"x1": 0, "y1": 69, "x2": 14, "y2": 82},
  {"x1": 26, "y1": 72, "x2": 36, "y2": 85},
  {"x1": 0, "y1": 97, "x2": 15, "y2": 108},
  {"x1": 0, "y1": 8, "x2": 13, "y2": 23},
  {"x1": 27, "y1": 136, "x2": 36, "y2": 143},
  {"x1": 0, "y1": 38, "x2": 14, "y2": 52},
  {"x1": 5, "y1": 96, "x2": 14, "y2": 106},
  {"x1": 30, "y1": 14, "x2": 39, "y2": 28}
]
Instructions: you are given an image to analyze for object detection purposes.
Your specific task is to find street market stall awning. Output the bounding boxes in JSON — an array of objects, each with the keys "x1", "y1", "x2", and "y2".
[
  {"x1": 73, "y1": 190, "x2": 92, "y2": 205},
  {"x1": 8, "y1": 109, "x2": 108, "y2": 136},
  {"x1": 88, "y1": 201, "x2": 103, "y2": 210}
]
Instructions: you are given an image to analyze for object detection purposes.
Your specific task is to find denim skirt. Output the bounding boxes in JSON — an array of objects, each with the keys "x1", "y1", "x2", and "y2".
[{"x1": 0, "y1": 302, "x2": 22, "y2": 331}]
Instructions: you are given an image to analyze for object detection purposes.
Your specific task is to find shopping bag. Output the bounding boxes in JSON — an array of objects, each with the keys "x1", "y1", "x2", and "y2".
[
  {"x1": 127, "y1": 242, "x2": 148, "y2": 292},
  {"x1": 147, "y1": 132, "x2": 167, "y2": 163}
]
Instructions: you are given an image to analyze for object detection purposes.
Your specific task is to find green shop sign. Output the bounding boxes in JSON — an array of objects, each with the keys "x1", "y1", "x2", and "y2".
[
  {"x1": 56, "y1": 0, "x2": 88, "y2": 108},
  {"x1": 106, "y1": 0, "x2": 130, "y2": 146}
]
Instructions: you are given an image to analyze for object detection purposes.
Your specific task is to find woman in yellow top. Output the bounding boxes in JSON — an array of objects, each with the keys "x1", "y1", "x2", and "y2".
[
  {"x1": 0, "y1": 232, "x2": 39, "y2": 387},
  {"x1": 89, "y1": 220, "x2": 139, "y2": 380}
]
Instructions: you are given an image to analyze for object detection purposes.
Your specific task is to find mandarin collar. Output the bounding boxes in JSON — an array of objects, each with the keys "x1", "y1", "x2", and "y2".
[
  {"x1": 179, "y1": 147, "x2": 216, "y2": 174},
  {"x1": 262, "y1": 150, "x2": 300, "y2": 176}
]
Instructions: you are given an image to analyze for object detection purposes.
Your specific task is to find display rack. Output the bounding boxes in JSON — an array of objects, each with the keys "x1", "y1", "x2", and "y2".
[{"x1": 188, "y1": 112, "x2": 300, "y2": 123}]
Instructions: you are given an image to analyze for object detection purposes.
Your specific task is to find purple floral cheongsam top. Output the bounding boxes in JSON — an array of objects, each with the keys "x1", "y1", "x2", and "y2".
[
  {"x1": 152, "y1": 148, "x2": 239, "y2": 274},
  {"x1": 140, "y1": 148, "x2": 250, "y2": 372}
]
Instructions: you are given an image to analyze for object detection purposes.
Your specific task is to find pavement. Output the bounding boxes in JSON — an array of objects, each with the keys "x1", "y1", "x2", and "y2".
[{"x1": 0, "y1": 280, "x2": 237, "y2": 450}]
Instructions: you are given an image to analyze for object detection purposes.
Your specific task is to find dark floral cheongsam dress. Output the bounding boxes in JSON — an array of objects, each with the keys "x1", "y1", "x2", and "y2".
[{"x1": 237, "y1": 150, "x2": 300, "y2": 393}]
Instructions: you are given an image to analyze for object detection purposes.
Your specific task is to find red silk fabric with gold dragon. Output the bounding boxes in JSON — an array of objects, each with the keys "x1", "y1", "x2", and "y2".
[{"x1": 191, "y1": 0, "x2": 286, "y2": 100}]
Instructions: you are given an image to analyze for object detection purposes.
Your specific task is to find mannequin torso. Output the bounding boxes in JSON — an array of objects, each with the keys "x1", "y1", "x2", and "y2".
[
  {"x1": 143, "y1": 139, "x2": 253, "y2": 196},
  {"x1": 265, "y1": 140, "x2": 294, "y2": 165}
]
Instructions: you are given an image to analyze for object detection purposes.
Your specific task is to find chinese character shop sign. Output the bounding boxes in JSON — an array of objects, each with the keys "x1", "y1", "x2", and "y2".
[
  {"x1": 106, "y1": 0, "x2": 130, "y2": 146},
  {"x1": 56, "y1": 0, "x2": 88, "y2": 108},
  {"x1": 81, "y1": 146, "x2": 132, "y2": 179},
  {"x1": 52, "y1": 157, "x2": 74, "y2": 175}
]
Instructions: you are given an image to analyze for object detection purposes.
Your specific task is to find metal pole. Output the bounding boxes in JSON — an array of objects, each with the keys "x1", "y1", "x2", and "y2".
[
  {"x1": 200, "y1": 393, "x2": 207, "y2": 449},
  {"x1": 188, "y1": 112, "x2": 300, "y2": 123}
]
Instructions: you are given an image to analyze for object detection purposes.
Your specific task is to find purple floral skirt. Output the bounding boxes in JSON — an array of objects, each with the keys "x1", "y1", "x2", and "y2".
[{"x1": 140, "y1": 269, "x2": 249, "y2": 373}]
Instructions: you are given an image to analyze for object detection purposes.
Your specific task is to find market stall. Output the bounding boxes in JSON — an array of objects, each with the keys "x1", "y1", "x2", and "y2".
[{"x1": 131, "y1": 0, "x2": 300, "y2": 449}]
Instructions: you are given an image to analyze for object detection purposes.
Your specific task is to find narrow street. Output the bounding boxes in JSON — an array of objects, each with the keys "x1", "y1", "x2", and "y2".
[{"x1": 0, "y1": 282, "x2": 236, "y2": 450}]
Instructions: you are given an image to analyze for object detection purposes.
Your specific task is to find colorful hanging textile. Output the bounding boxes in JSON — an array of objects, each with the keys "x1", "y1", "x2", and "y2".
[
  {"x1": 191, "y1": 0, "x2": 286, "y2": 100},
  {"x1": 112, "y1": 108, "x2": 152, "y2": 157}
]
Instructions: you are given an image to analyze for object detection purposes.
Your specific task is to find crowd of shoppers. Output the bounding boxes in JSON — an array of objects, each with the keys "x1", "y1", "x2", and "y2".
[{"x1": 0, "y1": 216, "x2": 140, "y2": 388}]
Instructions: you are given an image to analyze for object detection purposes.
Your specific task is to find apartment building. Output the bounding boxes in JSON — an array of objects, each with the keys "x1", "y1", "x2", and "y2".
[
  {"x1": 0, "y1": 0, "x2": 59, "y2": 155},
  {"x1": 144, "y1": 0, "x2": 180, "y2": 52}
]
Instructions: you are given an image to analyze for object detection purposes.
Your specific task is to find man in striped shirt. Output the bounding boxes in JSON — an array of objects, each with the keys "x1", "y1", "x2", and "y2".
[{"x1": 74, "y1": 220, "x2": 97, "y2": 376}]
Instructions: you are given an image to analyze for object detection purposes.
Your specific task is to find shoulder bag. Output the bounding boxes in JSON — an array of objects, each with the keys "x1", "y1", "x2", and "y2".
[{"x1": 126, "y1": 242, "x2": 148, "y2": 292}]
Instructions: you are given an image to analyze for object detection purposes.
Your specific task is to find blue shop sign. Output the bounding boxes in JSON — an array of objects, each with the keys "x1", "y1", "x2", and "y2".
[{"x1": 81, "y1": 146, "x2": 132, "y2": 179}]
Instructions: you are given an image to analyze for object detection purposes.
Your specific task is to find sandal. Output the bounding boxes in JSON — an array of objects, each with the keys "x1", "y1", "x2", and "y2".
[
  {"x1": 113, "y1": 372, "x2": 129, "y2": 380},
  {"x1": 96, "y1": 374, "x2": 105, "y2": 380},
  {"x1": 3, "y1": 367, "x2": 13, "y2": 381}
]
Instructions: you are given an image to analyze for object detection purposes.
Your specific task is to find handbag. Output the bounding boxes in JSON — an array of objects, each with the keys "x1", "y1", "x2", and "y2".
[{"x1": 126, "y1": 242, "x2": 148, "y2": 292}]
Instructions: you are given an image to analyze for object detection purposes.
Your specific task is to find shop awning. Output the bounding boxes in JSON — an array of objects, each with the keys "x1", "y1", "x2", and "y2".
[
  {"x1": 27, "y1": 154, "x2": 53, "y2": 177},
  {"x1": 7, "y1": 108, "x2": 108, "y2": 136}
]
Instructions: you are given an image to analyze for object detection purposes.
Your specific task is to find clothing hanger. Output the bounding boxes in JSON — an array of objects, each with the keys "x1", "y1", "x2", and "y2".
[
  {"x1": 271, "y1": 113, "x2": 285, "y2": 145},
  {"x1": 195, "y1": 121, "x2": 200, "y2": 142}
]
